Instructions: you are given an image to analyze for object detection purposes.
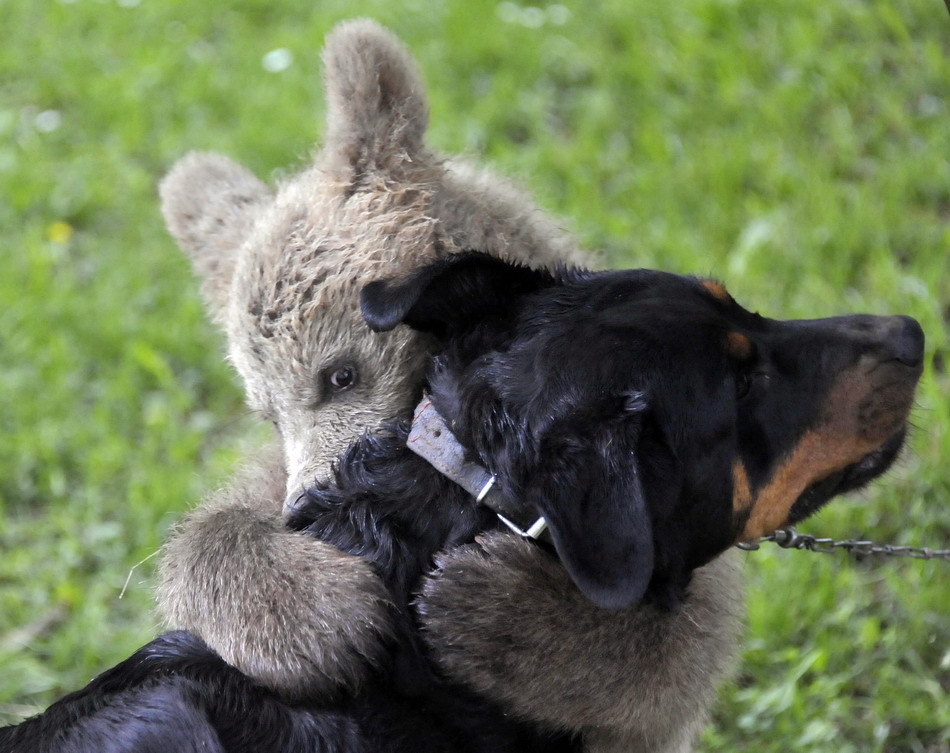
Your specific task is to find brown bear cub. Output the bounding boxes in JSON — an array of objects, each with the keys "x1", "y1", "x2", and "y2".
[{"x1": 153, "y1": 19, "x2": 743, "y2": 753}]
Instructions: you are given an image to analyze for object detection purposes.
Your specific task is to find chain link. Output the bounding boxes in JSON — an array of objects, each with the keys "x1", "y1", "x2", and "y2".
[{"x1": 736, "y1": 527, "x2": 950, "y2": 560}]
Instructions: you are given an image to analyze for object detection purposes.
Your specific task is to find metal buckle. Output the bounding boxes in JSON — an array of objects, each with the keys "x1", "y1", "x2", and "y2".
[
  {"x1": 475, "y1": 474, "x2": 496, "y2": 503},
  {"x1": 496, "y1": 512, "x2": 549, "y2": 540}
]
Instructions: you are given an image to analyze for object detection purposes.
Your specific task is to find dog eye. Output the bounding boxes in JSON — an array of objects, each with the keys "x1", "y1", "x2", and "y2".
[
  {"x1": 328, "y1": 366, "x2": 358, "y2": 391},
  {"x1": 736, "y1": 371, "x2": 768, "y2": 400},
  {"x1": 735, "y1": 372, "x2": 754, "y2": 399}
]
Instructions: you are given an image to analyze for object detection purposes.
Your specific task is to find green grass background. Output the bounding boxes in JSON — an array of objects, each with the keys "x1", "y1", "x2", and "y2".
[{"x1": 1, "y1": 0, "x2": 947, "y2": 750}]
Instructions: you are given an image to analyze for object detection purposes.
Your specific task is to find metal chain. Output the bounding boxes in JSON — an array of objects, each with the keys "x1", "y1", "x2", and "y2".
[{"x1": 736, "y1": 527, "x2": 950, "y2": 561}]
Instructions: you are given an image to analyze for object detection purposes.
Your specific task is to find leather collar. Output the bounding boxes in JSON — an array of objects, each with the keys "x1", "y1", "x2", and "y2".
[{"x1": 407, "y1": 398, "x2": 550, "y2": 542}]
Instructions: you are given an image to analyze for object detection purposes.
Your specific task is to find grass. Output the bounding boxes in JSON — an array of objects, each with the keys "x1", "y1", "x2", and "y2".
[{"x1": 0, "y1": 0, "x2": 947, "y2": 750}]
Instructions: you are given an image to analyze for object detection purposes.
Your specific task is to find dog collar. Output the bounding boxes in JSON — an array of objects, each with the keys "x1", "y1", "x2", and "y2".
[{"x1": 407, "y1": 398, "x2": 550, "y2": 542}]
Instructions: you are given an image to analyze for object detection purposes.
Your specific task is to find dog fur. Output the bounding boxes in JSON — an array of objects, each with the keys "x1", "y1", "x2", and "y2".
[{"x1": 0, "y1": 253, "x2": 922, "y2": 753}]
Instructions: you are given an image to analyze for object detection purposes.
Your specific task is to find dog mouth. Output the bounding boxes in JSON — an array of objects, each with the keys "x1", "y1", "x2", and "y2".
[{"x1": 787, "y1": 428, "x2": 907, "y2": 525}]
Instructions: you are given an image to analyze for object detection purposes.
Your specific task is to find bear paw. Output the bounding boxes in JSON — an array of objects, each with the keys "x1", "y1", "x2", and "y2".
[{"x1": 156, "y1": 455, "x2": 392, "y2": 699}]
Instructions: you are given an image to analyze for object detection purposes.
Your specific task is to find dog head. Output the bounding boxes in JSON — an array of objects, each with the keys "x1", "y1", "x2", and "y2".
[{"x1": 362, "y1": 253, "x2": 924, "y2": 609}]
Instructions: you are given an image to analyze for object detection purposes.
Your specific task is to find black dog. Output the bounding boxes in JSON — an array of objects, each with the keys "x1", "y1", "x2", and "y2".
[{"x1": 0, "y1": 253, "x2": 923, "y2": 753}]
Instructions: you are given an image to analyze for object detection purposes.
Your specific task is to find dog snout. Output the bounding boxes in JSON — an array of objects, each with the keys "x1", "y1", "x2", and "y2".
[
  {"x1": 819, "y1": 314, "x2": 925, "y2": 370},
  {"x1": 884, "y1": 315, "x2": 925, "y2": 368}
]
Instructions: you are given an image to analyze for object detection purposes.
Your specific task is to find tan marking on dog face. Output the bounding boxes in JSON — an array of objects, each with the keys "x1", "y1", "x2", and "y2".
[
  {"x1": 736, "y1": 430, "x2": 879, "y2": 541},
  {"x1": 702, "y1": 280, "x2": 732, "y2": 303},
  {"x1": 734, "y1": 362, "x2": 913, "y2": 541},
  {"x1": 732, "y1": 461, "x2": 752, "y2": 514},
  {"x1": 726, "y1": 332, "x2": 754, "y2": 361}
]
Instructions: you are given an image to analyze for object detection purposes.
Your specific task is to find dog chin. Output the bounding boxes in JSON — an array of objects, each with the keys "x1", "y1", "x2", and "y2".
[
  {"x1": 643, "y1": 574, "x2": 690, "y2": 613},
  {"x1": 787, "y1": 428, "x2": 907, "y2": 525}
]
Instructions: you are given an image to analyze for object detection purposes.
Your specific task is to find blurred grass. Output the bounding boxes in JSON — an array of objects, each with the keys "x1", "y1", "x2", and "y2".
[{"x1": 0, "y1": 0, "x2": 947, "y2": 750}]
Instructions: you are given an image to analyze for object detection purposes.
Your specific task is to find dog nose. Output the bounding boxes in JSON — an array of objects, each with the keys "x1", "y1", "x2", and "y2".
[
  {"x1": 813, "y1": 314, "x2": 926, "y2": 369},
  {"x1": 887, "y1": 316, "x2": 925, "y2": 368}
]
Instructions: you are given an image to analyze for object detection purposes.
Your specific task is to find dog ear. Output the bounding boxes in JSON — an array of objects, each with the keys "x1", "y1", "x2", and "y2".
[
  {"x1": 360, "y1": 252, "x2": 554, "y2": 338},
  {"x1": 527, "y1": 403, "x2": 655, "y2": 609}
]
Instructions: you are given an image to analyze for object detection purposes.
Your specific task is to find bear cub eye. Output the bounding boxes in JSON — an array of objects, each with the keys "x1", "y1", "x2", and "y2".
[{"x1": 328, "y1": 366, "x2": 358, "y2": 391}]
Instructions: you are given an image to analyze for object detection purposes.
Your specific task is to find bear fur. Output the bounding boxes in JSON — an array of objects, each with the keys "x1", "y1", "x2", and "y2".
[{"x1": 156, "y1": 19, "x2": 743, "y2": 753}]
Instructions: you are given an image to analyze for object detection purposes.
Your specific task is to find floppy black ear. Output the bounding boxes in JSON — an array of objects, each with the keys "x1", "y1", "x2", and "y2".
[
  {"x1": 527, "y1": 409, "x2": 654, "y2": 609},
  {"x1": 360, "y1": 252, "x2": 554, "y2": 338}
]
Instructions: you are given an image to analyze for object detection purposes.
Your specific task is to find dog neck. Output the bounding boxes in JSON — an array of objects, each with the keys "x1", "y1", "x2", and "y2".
[{"x1": 408, "y1": 398, "x2": 550, "y2": 542}]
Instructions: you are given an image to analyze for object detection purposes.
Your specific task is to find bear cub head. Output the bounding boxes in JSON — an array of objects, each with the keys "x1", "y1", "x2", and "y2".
[{"x1": 160, "y1": 19, "x2": 587, "y2": 505}]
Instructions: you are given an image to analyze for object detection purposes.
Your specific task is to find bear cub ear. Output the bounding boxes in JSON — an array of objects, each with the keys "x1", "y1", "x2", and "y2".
[
  {"x1": 159, "y1": 151, "x2": 272, "y2": 322},
  {"x1": 319, "y1": 19, "x2": 430, "y2": 179}
]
